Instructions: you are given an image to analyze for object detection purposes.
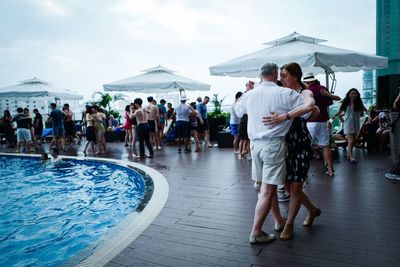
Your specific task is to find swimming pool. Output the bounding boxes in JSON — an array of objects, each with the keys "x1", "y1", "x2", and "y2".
[{"x1": 0, "y1": 154, "x2": 168, "y2": 266}]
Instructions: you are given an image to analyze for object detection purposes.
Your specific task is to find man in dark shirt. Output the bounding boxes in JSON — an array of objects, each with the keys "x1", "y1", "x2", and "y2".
[
  {"x1": 48, "y1": 103, "x2": 65, "y2": 150},
  {"x1": 304, "y1": 73, "x2": 340, "y2": 177},
  {"x1": 33, "y1": 109, "x2": 43, "y2": 144},
  {"x1": 12, "y1": 107, "x2": 32, "y2": 153}
]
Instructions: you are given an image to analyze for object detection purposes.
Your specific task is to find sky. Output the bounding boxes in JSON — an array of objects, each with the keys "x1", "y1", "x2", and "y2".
[{"x1": 0, "y1": 0, "x2": 377, "y2": 106}]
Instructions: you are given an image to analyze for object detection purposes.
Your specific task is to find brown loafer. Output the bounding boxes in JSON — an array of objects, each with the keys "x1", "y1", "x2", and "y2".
[
  {"x1": 280, "y1": 224, "x2": 293, "y2": 241},
  {"x1": 303, "y1": 208, "x2": 321, "y2": 227}
]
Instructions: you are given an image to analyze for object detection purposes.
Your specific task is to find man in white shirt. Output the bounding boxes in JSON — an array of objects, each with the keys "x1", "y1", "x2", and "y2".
[
  {"x1": 235, "y1": 62, "x2": 304, "y2": 244},
  {"x1": 230, "y1": 91, "x2": 243, "y2": 153}
]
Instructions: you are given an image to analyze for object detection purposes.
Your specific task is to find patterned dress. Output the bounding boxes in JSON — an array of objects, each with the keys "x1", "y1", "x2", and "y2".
[{"x1": 285, "y1": 116, "x2": 314, "y2": 182}]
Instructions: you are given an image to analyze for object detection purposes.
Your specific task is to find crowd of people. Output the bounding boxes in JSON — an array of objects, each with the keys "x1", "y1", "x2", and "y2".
[
  {"x1": 0, "y1": 94, "x2": 218, "y2": 158},
  {"x1": 0, "y1": 103, "x2": 85, "y2": 154},
  {"x1": 1, "y1": 62, "x2": 400, "y2": 245},
  {"x1": 119, "y1": 95, "x2": 214, "y2": 158}
]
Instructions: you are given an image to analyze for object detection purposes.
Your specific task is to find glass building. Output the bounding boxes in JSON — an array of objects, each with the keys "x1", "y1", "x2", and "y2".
[
  {"x1": 376, "y1": 0, "x2": 400, "y2": 107},
  {"x1": 377, "y1": 0, "x2": 400, "y2": 76},
  {"x1": 362, "y1": 70, "x2": 375, "y2": 106}
]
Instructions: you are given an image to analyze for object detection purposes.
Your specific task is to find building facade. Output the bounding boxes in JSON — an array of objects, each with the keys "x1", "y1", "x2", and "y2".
[
  {"x1": 376, "y1": 0, "x2": 400, "y2": 107},
  {"x1": 362, "y1": 70, "x2": 375, "y2": 106}
]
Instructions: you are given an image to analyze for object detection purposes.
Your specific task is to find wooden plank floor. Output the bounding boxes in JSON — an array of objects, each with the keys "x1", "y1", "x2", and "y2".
[{"x1": 2, "y1": 141, "x2": 400, "y2": 267}]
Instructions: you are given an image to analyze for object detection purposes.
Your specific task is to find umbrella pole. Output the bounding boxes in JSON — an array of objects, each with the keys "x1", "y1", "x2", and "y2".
[{"x1": 325, "y1": 70, "x2": 329, "y2": 90}]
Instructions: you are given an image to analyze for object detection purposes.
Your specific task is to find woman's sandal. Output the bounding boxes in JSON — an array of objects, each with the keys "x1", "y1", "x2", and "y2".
[{"x1": 325, "y1": 171, "x2": 334, "y2": 177}]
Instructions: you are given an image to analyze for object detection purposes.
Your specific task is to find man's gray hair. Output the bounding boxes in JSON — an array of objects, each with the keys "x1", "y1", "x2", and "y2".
[{"x1": 260, "y1": 63, "x2": 278, "y2": 77}]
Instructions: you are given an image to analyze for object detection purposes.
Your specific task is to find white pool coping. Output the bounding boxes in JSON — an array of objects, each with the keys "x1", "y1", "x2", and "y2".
[{"x1": 0, "y1": 153, "x2": 169, "y2": 267}]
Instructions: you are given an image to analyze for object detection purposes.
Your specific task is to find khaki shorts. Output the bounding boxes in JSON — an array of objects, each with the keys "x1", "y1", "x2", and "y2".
[{"x1": 251, "y1": 138, "x2": 287, "y2": 185}]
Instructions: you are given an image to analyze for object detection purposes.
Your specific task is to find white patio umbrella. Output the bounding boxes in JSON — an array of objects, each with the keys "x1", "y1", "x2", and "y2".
[
  {"x1": 209, "y1": 32, "x2": 388, "y2": 90},
  {"x1": 0, "y1": 77, "x2": 83, "y2": 100},
  {"x1": 103, "y1": 65, "x2": 210, "y2": 93}
]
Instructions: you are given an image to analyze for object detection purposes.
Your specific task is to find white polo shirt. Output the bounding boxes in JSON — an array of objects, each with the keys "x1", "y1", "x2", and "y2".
[
  {"x1": 175, "y1": 103, "x2": 191, "y2": 122},
  {"x1": 234, "y1": 81, "x2": 304, "y2": 140},
  {"x1": 229, "y1": 103, "x2": 240, "y2": 124}
]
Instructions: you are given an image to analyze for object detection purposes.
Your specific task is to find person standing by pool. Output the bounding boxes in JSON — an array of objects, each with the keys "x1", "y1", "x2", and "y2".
[
  {"x1": 93, "y1": 106, "x2": 107, "y2": 154},
  {"x1": 174, "y1": 95, "x2": 194, "y2": 153},
  {"x1": 33, "y1": 109, "x2": 43, "y2": 145},
  {"x1": 12, "y1": 107, "x2": 32, "y2": 153},
  {"x1": 81, "y1": 104, "x2": 90, "y2": 137},
  {"x1": 124, "y1": 105, "x2": 133, "y2": 147},
  {"x1": 24, "y1": 108, "x2": 38, "y2": 148},
  {"x1": 48, "y1": 103, "x2": 66, "y2": 151},
  {"x1": 63, "y1": 103, "x2": 81, "y2": 145},
  {"x1": 83, "y1": 105, "x2": 97, "y2": 156},
  {"x1": 157, "y1": 99, "x2": 167, "y2": 149},
  {"x1": 263, "y1": 62, "x2": 321, "y2": 240},
  {"x1": 2, "y1": 110, "x2": 16, "y2": 148},
  {"x1": 131, "y1": 98, "x2": 154, "y2": 158},
  {"x1": 151, "y1": 99, "x2": 162, "y2": 150},
  {"x1": 189, "y1": 102, "x2": 203, "y2": 152},
  {"x1": 146, "y1": 96, "x2": 159, "y2": 150},
  {"x1": 234, "y1": 62, "x2": 305, "y2": 244}
]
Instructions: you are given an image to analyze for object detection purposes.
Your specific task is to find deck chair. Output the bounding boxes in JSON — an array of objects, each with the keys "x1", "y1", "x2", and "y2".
[
  {"x1": 333, "y1": 125, "x2": 347, "y2": 149},
  {"x1": 355, "y1": 116, "x2": 369, "y2": 148}
]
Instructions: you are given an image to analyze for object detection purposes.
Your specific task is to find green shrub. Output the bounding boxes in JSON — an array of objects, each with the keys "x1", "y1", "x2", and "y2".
[{"x1": 207, "y1": 93, "x2": 230, "y2": 120}]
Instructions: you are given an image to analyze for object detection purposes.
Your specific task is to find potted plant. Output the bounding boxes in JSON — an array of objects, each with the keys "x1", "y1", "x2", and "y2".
[
  {"x1": 207, "y1": 93, "x2": 230, "y2": 141},
  {"x1": 92, "y1": 92, "x2": 126, "y2": 120},
  {"x1": 92, "y1": 92, "x2": 126, "y2": 142}
]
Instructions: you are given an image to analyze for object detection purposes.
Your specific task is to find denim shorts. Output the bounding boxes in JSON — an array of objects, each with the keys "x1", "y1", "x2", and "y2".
[
  {"x1": 53, "y1": 126, "x2": 64, "y2": 138},
  {"x1": 17, "y1": 128, "x2": 31, "y2": 142},
  {"x1": 230, "y1": 124, "x2": 239, "y2": 136}
]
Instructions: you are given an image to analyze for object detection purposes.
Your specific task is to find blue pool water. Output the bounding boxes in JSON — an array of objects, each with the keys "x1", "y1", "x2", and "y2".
[{"x1": 0, "y1": 155, "x2": 151, "y2": 266}]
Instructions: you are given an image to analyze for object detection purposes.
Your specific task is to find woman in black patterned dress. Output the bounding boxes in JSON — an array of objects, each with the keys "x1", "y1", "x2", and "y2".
[{"x1": 264, "y1": 63, "x2": 321, "y2": 241}]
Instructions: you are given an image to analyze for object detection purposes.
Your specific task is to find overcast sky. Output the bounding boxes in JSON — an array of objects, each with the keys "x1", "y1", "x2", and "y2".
[{"x1": 0, "y1": 0, "x2": 377, "y2": 104}]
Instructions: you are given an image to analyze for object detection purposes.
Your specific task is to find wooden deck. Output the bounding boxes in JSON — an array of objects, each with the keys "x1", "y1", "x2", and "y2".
[{"x1": 2, "y1": 142, "x2": 400, "y2": 266}]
